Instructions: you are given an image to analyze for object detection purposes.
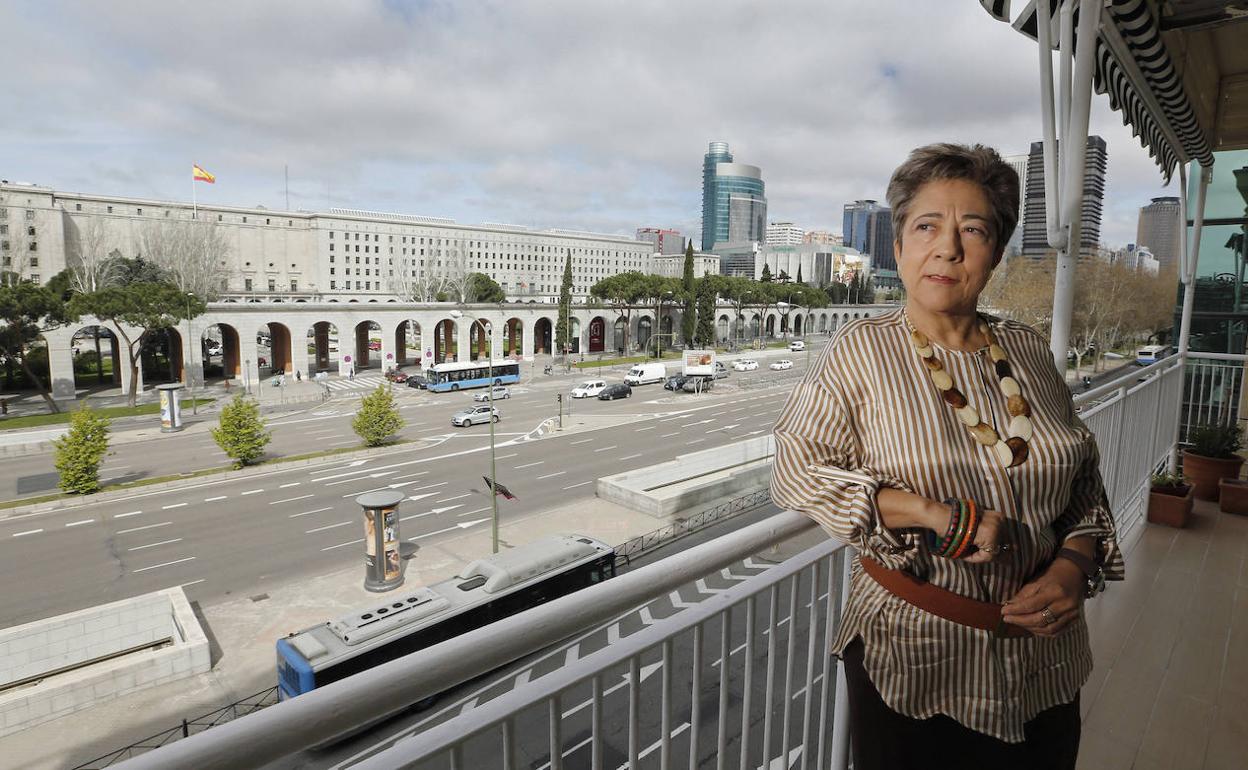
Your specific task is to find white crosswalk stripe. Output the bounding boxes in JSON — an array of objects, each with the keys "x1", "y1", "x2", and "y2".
[{"x1": 323, "y1": 375, "x2": 387, "y2": 391}]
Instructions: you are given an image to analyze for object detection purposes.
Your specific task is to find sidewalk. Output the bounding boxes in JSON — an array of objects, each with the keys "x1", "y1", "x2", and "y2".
[{"x1": 0, "y1": 490, "x2": 787, "y2": 770}]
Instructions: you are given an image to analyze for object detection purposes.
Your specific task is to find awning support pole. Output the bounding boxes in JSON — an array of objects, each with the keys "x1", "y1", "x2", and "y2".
[{"x1": 1170, "y1": 163, "x2": 1213, "y2": 468}]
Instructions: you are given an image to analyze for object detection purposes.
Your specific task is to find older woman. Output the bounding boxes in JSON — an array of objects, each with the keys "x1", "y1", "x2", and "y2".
[{"x1": 771, "y1": 143, "x2": 1122, "y2": 769}]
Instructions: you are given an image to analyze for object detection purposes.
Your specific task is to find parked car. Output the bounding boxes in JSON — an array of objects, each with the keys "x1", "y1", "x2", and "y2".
[
  {"x1": 714, "y1": 361, "x2": 729, "y2": 379},
  {"x1": 597, "y1": 383, "x2": 633, "y2": 400},
  {"x1": 682, "y1": 376, "x2": 713, "y2": 393},
  {"x1": 789, "y1": 340, "x2": 805, "y2": 352},
  {"x1": 624, "y1": 362, "x2": 666, "y2": 386},
  {"x1": 770, "y1": 359, "x2": 793, "y2": 371},
  {"x1": 451, "y1": 405, "x2": 500, "y2": 427},
  {"x1": 384, "y1": 368, "x2": 408, "y2": 383},
  {"x1": 406, "y1": 374, "x2": 428, "y2": 389},
  {"x1": 733, "y1": 359, "x2": 759, "y2": 371},
  {"x1": 473, "y1": 386, "x2": 510, "y2": 401},
  {"x1": 571, "y1": 380, "x2": 607, "y2": 399},
  {"x1": 664, "y1": 375, "x2": 690, "y2": 391}
]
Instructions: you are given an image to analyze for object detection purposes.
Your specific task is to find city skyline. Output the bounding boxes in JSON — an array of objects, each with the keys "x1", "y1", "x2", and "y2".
[{"x1": 0, "y1": 2, "x2": 1177, "y2": 252}]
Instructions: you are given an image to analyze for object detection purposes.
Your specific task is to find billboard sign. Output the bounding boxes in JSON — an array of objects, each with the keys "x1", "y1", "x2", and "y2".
[{"x1": 683, "y1": 350, "x2": 716, "y2": 377}]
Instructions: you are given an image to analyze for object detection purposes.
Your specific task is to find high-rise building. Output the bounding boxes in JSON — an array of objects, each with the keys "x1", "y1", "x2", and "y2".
[
  {"x1": 765, "y1": 221, "x2": 805, "y2": 246},
  {"x1": 843, "y1": 200, "x2": 897, "y2": 286},
  {"x1": 700, "y1": 142, "x2": 767, "y2": 250},
  {"x1": 842, "y1": 200, "x2": 880, "y2": 255},
  {"x1": 1136, "y1": 196, "x2": 1182, "y2": 272},
  {"x1": 1001, "y1": 153, "x2": 1028, "y2": 258},
  {"x1": 1021, "y1": 136, "x2": 1107, "y2": 259},
  {"x1": 636, "y1": 227, "x2": 685, "y2": 255}
]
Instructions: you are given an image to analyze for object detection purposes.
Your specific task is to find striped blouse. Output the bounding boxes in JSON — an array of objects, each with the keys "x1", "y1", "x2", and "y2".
[{"x1": 770, "y1": 308, "x2": 1124, "y2": 742}]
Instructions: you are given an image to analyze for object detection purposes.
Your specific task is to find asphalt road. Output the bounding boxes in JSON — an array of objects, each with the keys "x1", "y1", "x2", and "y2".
[{"x1": 0, "y1": 345, "x2": 820, "y2": 628}]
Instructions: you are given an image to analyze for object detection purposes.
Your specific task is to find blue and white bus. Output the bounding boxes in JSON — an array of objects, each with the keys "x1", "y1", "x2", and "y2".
[
  {"x1": 1136, "y1": 344, "x2": 1172, "y2": 366},
  {"x1": 425, "y1": 360, "x2": 521, "y2": 392}
]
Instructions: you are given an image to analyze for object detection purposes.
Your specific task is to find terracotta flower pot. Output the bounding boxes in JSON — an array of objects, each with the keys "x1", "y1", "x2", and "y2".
[
  {"x1": 1181, "y1": 451, "x2": 1245, "y2": 501},
  {"x1": 1219, "y1": 478, "x2": 1248, "y2": 516},
  {"x1": 1148, "y1": 484, "x2": 1194, "y2": 528}
]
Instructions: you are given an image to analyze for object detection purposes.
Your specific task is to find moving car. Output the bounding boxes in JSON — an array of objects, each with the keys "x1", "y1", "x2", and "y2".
[
  {"x1": 473, "y1": 386, "x2": 510, "y2": 401},
  {"x1": 597, "y1": 383, "x2": 633, "y2": 400},
  {"x1": 714, "y1": 361, "x2": 729, "y2": 379},
  {"x1": 789, "y1": 340, "x2": 805, "y2": 352},
  {"x1": 406, "y1": 374, "x2": 428, "y2": 389},
  {"x1": 682, "y1": 376, "x2": 712, "y2": 393},
  {"x1": 384, "y1": 368, "x2": 408, "y2": 383},
  {"x1": 451, "y1": 405, "x2": 500, "y2": 427},
  {"x1": 664, "y1": 375, "x2": 690, "y2": 391},
  {"x1": 570, "y1": 380, "x2": 607, "y2": 399},
  {"x1": 624, "y1": 362, "x2": 666, "y2": 386},
  {"x1": 770, "y1": 359, "x2": 793, "y2": 371},
  {"x1": 733, "y1": 359, "x2": 759, "y2": 371}
]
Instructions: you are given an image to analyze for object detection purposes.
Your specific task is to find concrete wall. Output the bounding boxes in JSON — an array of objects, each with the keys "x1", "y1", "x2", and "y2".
[{"x1": 0, "y1": 587, "x2": 209, "y2": 737}]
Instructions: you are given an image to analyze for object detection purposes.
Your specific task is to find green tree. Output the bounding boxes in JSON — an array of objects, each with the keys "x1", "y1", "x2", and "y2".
[
  {"x1": 681, "y1": 242, "x2": 697, "y2": 345},
  {"x1": 464, "y1": 272, "x2": 506, "y2": 304},
  {"x1": 796, "y1": 265, "x2": 803, "y2": 285},
  {"x1": 211, "y1": 395, "x2": 271, "y2": 468},
  {"x1": 53, "y1": 406, "x2": 110, "y2": 494},
  {"x1": 0, "y1": 274, "x2": 76, "y2": 412},
  {"x1": 717, "y1": 276, "x2": 757, "y2": 345},
  {"x1": 70, "y1": 265, "x2": 206, "y2": 406},
  {"x1": 695, "y1": 278, "x2": 717, "y2": 347},
  {"x1": 352, "y1": 383, "x2": 405, "y2": 447},
  {"x1": 760, "y1": 264, "x2": 773, "y2": 283},
  {"x1": 555, "y1": 250, "x2": 573, "y2": 355}
]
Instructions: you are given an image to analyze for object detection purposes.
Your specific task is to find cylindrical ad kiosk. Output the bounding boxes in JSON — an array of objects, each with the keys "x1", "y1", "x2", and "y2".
[
  {"x1": 156, "y1": 383, "x2": 184, "y2": 433},
  {"x1": 357, "y1": 490, "x2": 406, "y2": 592}
]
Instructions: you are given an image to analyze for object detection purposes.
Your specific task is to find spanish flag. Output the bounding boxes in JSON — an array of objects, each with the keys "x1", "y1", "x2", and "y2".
[{"x1": 192, "y1": 164, "x2": 216, "y2": 184}]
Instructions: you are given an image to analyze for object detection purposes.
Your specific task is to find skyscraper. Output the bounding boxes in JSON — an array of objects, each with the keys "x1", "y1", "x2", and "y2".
[
  {"x1": 1021, "y1": 136, "x2": 1107, "y2": 259},
  {"x1": 1001, "y1": 153, "x2": 1028, "y2": 258},
  {"x1": 1136, "y1": 196, "x2": 1182, "y2": 272},
  {"x1": 701, "y1": 142, "x2": 767, "y2": 250},
  {"x1": 843, "y1": 200, "x2": 897, "y2": 285}
]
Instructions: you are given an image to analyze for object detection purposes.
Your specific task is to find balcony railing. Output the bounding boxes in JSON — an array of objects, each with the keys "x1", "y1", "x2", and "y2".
[{"x1": 116, "y1": 356, "x2": 1189, "y2": 770}]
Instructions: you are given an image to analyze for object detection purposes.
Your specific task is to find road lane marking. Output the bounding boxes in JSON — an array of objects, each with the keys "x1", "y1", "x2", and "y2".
[
  {"x1": 634, "y1": 426, "x2": 654, "y2": 432},
  {"x1": 660, "y1": 432, "x2": 679, "y2": 438},
  {"x1": 456, "y1": 506, "x2": 490, "y2": 517},
  {"x1": 328, "y1": 440, "x2": 356, "y2": 447},
  {"x1": 65, "y1": 519, "x2": 95, "y2": 527},
  {"x1": 240, "y1": 489, "x2": 264, "y2": 496},
  {"x1": 204, "y1": 496, "x2": 227, "y2": 502},
  {"x1": 593, "y1": 445, "x2": 617, "y2": 452},
  {"x1": 392, "y1": 471, "x2": 430, "y2": 480},
  {"x1": 686, "y1": 439, "x2": 705, "y2": 445},
  {"x1": 326, "y1": 471, "x2": 397, "y2": 487},
  {"x1": 132, "y1": 557, "x2": 197, "y2": 574},
  {"x1": 113, "y1": 511, "x2": 143, "y2": 519},
  {"x1": 128, "y1": 538, "x2": 183, "y2": 552},
  {"x1": 12, "y1": 529, "x2": 42, "y2": 537},
  {"x1": 536, "y1": 471, "x2": 566, "y2": 480},
  {"x1": 515, "y1": 461, "x2": 544, "y2": 469},
  {"x1": 619, "y1": 453, "x2": 643, "y2": 461},
  {"x1": 162, "y1": 503, "x2": 188, "y2": 510},
  {"x1": 279, "y1": 482, "x2": 302, "y2": 489},
  {"x1": 290, "y1": 506, "x2": 334, "y2": 518},
  {"x1": 117, "y1": 522, "x2": 172, "y2": 534},
  {"x1": 270, "y1": 494, "x2": 315, "y2": 505},
  {"x1": 321, "y1": 538, "x2": 365, "y2": 551},
  {"x1": 569, "y1": 439, "x2": 594, "y2": 446},
  {"x1": 306, "y1": 521, "x2": 352, "y2": 534},
  {"x1": 495, "y1": 453, "x2": 518, "y2": 460},
  {"x1": 411, "y1": 482, "x2": 448, "y2": 492},
  {"x1": 436, "y1": 493, "x2": 471, "y2": 503},
  {"x1": 181, "y1": 579, "x2": 207, "y2": 588},
  {"x1": 105, "y1": 464, "x2": 131, "y2": 470},
  {"x1": 562, "y1": 480, "x2": 594, "y2": 490}
]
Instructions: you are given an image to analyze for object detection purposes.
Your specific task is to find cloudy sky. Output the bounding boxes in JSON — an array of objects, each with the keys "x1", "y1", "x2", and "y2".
[{"x1": 0, "y1": 0, "x2": 1178, "y2": 247}]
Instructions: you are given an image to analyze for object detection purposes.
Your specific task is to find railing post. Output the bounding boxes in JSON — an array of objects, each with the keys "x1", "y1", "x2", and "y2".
[{"x1": 830, "y1": 551, "x2": 852, "y2": 769}]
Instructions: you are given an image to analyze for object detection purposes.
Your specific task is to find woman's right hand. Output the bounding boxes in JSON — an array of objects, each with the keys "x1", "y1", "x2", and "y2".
[{"x1": 960, "y1": 507, "x2": 1007, "y2": 563}]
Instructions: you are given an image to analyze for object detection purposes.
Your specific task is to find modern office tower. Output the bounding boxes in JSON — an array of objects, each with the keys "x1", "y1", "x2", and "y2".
[
  {"x1": 701, "y1": 142, "x2": 767, "y2": 250},
  {"x1": 1002, "y1": 153, "x2": 1028, "y2": 257},
  {"x1": 765, "y1": 221, "x2": 805, "y2": 245},
  {"x1": 636, "y1": 227, "x2": 685, "y2": 255},
  {"x1": 1136, "y1": 196, "x2": 1182, "y2": 272},
  {"x1": 843, "y1": 200, "x2": 896, "y2": 286},
  {"x1": 1021, "y1": 136, "x2": 1108, "y2": 258},
  {"x1": 842, "y1": 200, "x2": 882, "y2": 255}
]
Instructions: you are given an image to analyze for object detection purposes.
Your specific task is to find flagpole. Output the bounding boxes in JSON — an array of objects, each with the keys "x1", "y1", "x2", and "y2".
[{"x1": 192, "y1": 165, "x2": 197, "y2": 221}]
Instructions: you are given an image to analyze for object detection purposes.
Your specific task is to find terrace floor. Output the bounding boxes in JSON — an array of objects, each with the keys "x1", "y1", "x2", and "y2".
[{"x1": 1077, "y1": 498, "x2": 1248, "y2": 769}]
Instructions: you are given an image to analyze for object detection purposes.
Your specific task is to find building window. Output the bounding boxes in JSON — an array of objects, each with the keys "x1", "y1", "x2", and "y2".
[
  {"x1": 329, "y1": 243, "x2": 334, "y2": 252},
  {"x1": 245, "y1": 278, "x2": 253, "y2": 291},
  {"x1": 75, "y1": 203, "x2": 81, "y2": 212},
  {"x1": 330, "y1": 280, "x2": 336, "y2": 289},
  {"x1": 268, "y1": 279, "x2": 276, "y2": 292},
  {"x1": 290, "y1": 281, "x2": 298, "y2": 292},
  {"x1": 329, "y1": 231, "x2": 334, "y2": 239},
  {"x1": 28, "y1": 242, "x2": 36, "y2": 252},
  {"x1": 107, "y1": 206, "x2": 113, "y2": 214},
  {"x1": 330, "y1": 267, "x2": 335, "y2": 275},
  {"x1": 242, "y1": 216, "x2": 248, "y2": 223},
  {"x1": 25, "y1": 210, "x2": 34, "y2": 220},
  {"x1": 265, "y1": 218, "x2": 270, "y2": 225},
  {"x1": 30, "y1": 274, "x2": 38, "y2": 282},
  {"x1": 26, "y1": 226, "x2": 34, "y2": 236},
  {"x1": 30, "y1": 257, "x2": 37, "y2": 267},
  {"x1": 137, "y1": 208, "x2": 143, "y2": 215},
  {"x1": 218, "y1": 214, "x2": 223, "y2": 221}
]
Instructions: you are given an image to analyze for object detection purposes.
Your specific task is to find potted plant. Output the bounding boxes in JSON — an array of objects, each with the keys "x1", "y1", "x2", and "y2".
[
  {"x1": 1148, "y1": 471, "x2": 1194, "y2": 528},
  {"x1": 1182, "y1": 422, "x2": 1245, "y2": 501},
  {"x1": 1219, "y1": 477, "x2": 1248, "y2": 515}
]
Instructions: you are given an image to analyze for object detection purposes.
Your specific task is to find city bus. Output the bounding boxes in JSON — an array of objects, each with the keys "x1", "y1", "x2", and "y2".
[
  {"x1": 424, "y1": 360, "x2": 521, "y2": 392},
  {"x1": 1136, "y1": 344, "x2": 1172, "y2": 366},
  {"x1": 275, "y1": 534, "x2": 616, "y2": 705}
]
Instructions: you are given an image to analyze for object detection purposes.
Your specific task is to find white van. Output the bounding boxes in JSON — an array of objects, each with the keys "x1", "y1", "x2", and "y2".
[{"x1": 624, "y1": 362, "x2": 666, "y2": 386}]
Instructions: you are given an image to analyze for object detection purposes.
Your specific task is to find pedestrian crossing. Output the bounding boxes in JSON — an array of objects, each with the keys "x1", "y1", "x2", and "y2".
[{"x1": 322, "y1": 375, "x2": 388, "y2": 392}]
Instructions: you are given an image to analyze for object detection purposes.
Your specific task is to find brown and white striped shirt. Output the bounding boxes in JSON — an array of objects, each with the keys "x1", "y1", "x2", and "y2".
[{"x1": 771, "y1": 308, "x2": 1124, "y2": 742}]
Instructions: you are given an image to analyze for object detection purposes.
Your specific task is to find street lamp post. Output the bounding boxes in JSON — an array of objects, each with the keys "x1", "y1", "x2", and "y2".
[
  {"x1": 185, "y1": 293, "x2": 197, "y2": 415},
  {"x1": 452, "y1": 309, "x2": 500, "y2": 553},
  {"x1": 654, "y1": 291, "x2": 673, "y2": 359}
]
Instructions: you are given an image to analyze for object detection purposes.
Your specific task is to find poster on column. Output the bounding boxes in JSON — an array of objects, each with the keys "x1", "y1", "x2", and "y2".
[
  {"x1": 364, "y1": 508, "x2": 377, "y2": 571},
  {"x1": 382, "y1": 507, "x2": 400, "y2": 580}
]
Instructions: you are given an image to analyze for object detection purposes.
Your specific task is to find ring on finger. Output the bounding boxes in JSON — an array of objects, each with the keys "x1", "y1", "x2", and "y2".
[{"x1": 1041, "y1": 607, "x2": 1057, "y2": 625}]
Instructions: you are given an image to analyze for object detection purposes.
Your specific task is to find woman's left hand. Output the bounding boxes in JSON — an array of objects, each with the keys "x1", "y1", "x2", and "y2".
[{"x1": 1000, "y1": 558, "x2": 1086, "y2": 636}]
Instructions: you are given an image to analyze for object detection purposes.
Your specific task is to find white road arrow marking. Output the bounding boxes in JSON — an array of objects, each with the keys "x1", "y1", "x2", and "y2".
[
  {"x1": 756, "y1": 747, "x2": 803, "y2": 770},
  {"x1": 399, "y1": 505, "x2": 462, "y2": 522},
  {"x1": 406, "y1": 517, "x2": 489, "y2": 541}
]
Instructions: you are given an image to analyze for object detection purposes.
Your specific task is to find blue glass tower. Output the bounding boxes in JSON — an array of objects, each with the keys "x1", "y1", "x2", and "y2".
[
  {"x1": 701, "y1": 142, "x2": 766, "y2": 250},
  {"x1": 702, "y1": 142, "x2": 733, "y2": 251}
]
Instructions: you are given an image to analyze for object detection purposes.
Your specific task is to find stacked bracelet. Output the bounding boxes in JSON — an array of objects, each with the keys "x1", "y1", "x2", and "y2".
[
  {"x1": 950, "y1": 498, "x2": 979, "y2": 559},
  {"x1": 928, "y1": 497, "x2": 981, "y2": 559}
]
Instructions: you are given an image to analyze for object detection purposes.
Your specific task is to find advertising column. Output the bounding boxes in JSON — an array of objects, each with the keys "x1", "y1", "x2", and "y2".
[
  {"x1": 156, "y1": 383, "x2": 184, "y2": 432},
  {"x1": 356, "y1": 490, "x2": 406, "y2": 592}
]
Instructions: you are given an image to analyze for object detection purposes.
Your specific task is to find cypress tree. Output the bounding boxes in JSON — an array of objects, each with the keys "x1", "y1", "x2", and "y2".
[
  {"x1": 761, "y1": 264, "x2": 773, "y2": 283},
  {"x1": 555, "y1": 250, "x2": 573, "y2": 354},
  {"x1": 796, "y1": 265, "x2": 803, "y2": 285},
  {"x1": 695, "y1": 279, "x2": 716, "y2": 347},
  {"x1": 681, "y1": 242, "x2": 697, "y2": 345}
]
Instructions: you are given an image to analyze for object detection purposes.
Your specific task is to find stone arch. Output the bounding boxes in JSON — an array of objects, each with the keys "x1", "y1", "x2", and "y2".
[
  {"x1": 261, "y1": 321, "x2": 294, "y2": 375},
  {"x1": 793, "y1": 314, "x2": 803, "y2": 336},
  {"x1": 353, "y1": 320, "x2": 382, "y2": 369},
  {"x1": 504, "y1": 317, "x2": 524, "y2": 357},
  {"x1": 533, "y1": 317, "x2": 553, "y2": 355},
  {"x1": 637, "y1": 316, "x2": 653, "y2": 352},
  {"x1": 567, "y1": 316, "x2": 581, "y2": 354},
  {"x1": 613, "y1": 315, "x2": 627, "y2": 354},
  {"x1": 717, "y1": 314, "x2": 730, "y2": 343},
  {"x1": 587, "y1": 315, "x2": 606, "y2": 353},
  {"x1": 433, "y1": 318, "x2": 457, "y2": 363},
  {"x1": 394, "y1": 320, "x2": 421, "y2": 367},
  {"x1": 750, "y1": 313, "x2": 761, "y2": 340},
  {"x1": 819, "y1": 313, "x2": 828, "y2": 332},
  {"x1": 201, "y1": 323, "x2": 241, "y2": 381},
  {"x1": 765, "y1": 314, "x2": 776, "y2": 337},
  {"x1": 70, "y1": 325, "x2": 121, "y2": 388},
  {"x1": 308, "y1": 321, "x2": 339, "y2": 375},
  {"x1": 469, "y1": 319, "x2": 491, "y2": 361}
]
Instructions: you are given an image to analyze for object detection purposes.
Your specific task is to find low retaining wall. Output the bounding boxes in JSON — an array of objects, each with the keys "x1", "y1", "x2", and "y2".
[
  {"x1": 0, "y1": 587, "x2": 209, "y2": 737},
  {"x1": 597, "y1": 434, "x2": 774, "y2": 517}
]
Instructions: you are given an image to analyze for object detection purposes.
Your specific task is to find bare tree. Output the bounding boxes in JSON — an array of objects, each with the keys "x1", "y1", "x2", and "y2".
[
  {"x1": 389, "y1": 253, "x2": 444, "y2": 302},
  {"x1": 139, "y1": 220, "x2": 230, "y2": 299},
  {"x1": 65, "y1": 218, "x2": 123, "y2": 294},
  {"x1": 439, "y1": 238, "x2": 471, "y2": 302},
  {"x1": 982, "y1": 257, "x2": 1054, "y2": 332}
]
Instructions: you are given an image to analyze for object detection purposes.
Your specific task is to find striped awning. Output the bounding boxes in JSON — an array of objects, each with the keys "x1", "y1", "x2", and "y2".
[{"x1": 980, "y1": 0, "x2": 1223, "y2": 180}]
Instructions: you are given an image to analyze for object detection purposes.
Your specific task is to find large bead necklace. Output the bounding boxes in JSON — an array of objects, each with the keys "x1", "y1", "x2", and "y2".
[{"x1": 904, "y1": 313, "x2": 1032, "y2": 468}]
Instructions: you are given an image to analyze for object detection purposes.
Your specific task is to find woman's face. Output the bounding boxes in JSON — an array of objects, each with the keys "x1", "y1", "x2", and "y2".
[{"x1": 895, "y1": 178, "x2": 1001, "y2": 318}]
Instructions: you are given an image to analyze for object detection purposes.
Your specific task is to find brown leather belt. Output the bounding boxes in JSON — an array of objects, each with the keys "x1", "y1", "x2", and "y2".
[{"x1": 860, "y1": 556, "x2": 1031, "y2": 639}]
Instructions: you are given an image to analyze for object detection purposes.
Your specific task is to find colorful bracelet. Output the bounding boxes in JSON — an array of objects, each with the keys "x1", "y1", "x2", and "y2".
[
  {"x1": 927, "y1": 498, "x2": 961, "y2": 551},
  {"x1": 951, "y1": 498, "x2": 980, "y2": 559},
  {"x1": 939, "y1": 499, "x2": 969, "y2": 557}
]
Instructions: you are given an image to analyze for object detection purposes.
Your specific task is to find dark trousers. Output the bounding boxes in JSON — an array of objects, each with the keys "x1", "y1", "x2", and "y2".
[{"x1": 842, "y1": 639, "x2": 1081, "y2": 770}]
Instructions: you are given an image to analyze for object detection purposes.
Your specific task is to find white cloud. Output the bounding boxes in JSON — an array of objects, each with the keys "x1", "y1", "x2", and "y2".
[{"x1": 0, "y1": 0, "x2": 1180, "y2": 246}]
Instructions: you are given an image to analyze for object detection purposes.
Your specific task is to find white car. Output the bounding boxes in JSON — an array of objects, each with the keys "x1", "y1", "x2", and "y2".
[
  {"x1": 473, "y1": 386, "x2": 510, "y2": 402},
  {"x1": 451, "y1": 405, "x2": 500, "y2": 427},
  {"x1": 789, "y1": 340, "x2": 805, "y2": 352},
  {"x1": 769, "y1": 359, "x2": 794, "y2": 371},
  {"x1": 733, "y1": 359, "x2": 759, "y2": 371},
  {"x1": 570, "y1": 380, "x2": 607, "y2": 398}
]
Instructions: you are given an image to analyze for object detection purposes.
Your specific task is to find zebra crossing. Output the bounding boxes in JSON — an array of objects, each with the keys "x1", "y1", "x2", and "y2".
[{"x1": 322, "y1": 374, "x2": 388, "y2": 392}]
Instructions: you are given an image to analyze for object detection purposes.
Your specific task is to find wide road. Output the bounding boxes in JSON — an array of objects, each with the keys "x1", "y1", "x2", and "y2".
[{"x1": 0, "y1": 346, "x2": 818, "y2": 627}]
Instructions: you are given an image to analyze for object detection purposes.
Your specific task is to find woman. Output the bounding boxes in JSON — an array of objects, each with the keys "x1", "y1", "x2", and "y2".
[{"x1": 771, "y1": 143, "x2": 1122, "y2": 769}]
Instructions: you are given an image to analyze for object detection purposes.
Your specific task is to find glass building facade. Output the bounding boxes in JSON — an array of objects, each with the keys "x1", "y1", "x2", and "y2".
[
  {"x1": 1178, "y1": 150, "x2": 1248, "y2": 354},
  {"x1": 701, "y1": 143, "x2": 767, "y2": 250},
  {"x1": 702, "y1": 142, "x2": 733, "y2": 251}
]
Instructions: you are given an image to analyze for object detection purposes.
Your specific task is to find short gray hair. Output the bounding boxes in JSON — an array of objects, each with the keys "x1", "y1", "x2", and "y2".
[{"x1": 885, "y1": 143, "x2": 1020, "y2": 260}]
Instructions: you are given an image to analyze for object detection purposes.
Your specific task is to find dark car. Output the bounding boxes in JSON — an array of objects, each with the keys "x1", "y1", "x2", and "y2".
[
  {"x1": 406, "y1": 374, "x2": 428, "y2": 389},
  {"x1": 682, "y1": 376, "x2": 713, "y2": 393},
  {"x1": 597, "y1": 383, "x2": 633, "y2": 400},
  {"x1": 663, "y1": 375, "x2": 690, "y2": 391}
]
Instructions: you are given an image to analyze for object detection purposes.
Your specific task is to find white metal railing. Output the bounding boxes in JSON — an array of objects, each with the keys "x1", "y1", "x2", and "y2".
[{"x1": 1179, "y1": 352, "x2": 1247, "y2": 440}]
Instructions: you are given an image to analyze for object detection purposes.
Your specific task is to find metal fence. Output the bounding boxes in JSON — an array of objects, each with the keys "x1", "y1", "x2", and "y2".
[
  {"x1": 614, "y1": 487, "x2": 772, "y2": 564},
  {"x1": 72, "y1": 687, "x2": 278, "y2": 769},
  {"x1": 1179, "y1": 353, "x2": 1247, "y2": 441}
]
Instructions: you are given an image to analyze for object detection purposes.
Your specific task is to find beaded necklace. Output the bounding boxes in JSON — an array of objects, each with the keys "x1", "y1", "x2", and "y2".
[{"x1": 904, "y1": 312, "x2": 1032, "y2": 468}]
